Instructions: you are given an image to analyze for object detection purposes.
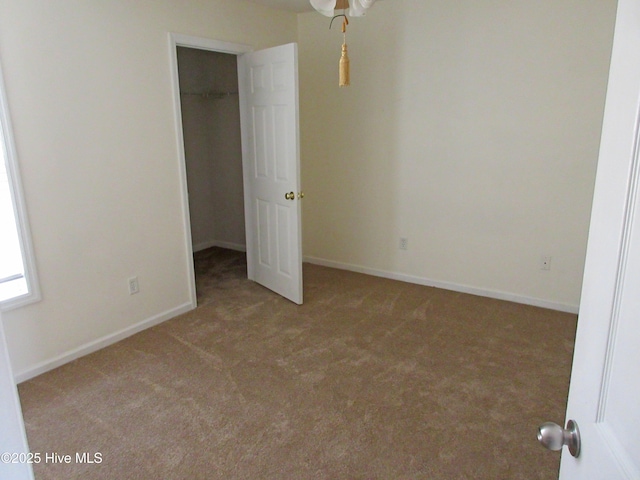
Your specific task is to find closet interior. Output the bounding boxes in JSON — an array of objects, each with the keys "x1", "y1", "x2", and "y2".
[{"x1": 177, "y1": 47, "x2": 246, "y2": 255}]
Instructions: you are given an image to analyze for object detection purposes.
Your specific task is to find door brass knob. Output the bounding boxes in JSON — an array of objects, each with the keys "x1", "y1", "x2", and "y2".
[
  {"x1": 537, "y1": 420, "x2": 581, "y2": 458},
  {"x1": 298, "y1": 192, "x2": 305, "y2": 199},
  {"x1": 285, "y1": 192, "x2": 295, "y2": 200}
]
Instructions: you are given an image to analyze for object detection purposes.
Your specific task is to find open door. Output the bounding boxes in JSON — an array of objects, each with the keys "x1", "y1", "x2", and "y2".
[
  {"x1": 238, "y1": 43, "x2": 303, "y2": 305},
  {"x1": 538, "y1": 0, "x2": 640, "y2": 477},
  {"x1": 0, "y1": 312, "x2": 34, "y2": 480}
]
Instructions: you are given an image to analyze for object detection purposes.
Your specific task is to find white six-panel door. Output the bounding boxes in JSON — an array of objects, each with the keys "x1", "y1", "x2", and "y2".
[
  {"x1": 238, "y1": 43, "x2": 303, "y2": 305},
  {"x1": 559, "y1": 0, "x2": 640, "y2": 477}
]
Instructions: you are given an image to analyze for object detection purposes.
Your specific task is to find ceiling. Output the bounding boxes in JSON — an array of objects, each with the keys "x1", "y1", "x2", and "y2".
[
  {"x1": 244, "y1": 0, "x2": 315, "y2": 13},
  {"x1": 243, "y1": 0, "x2": 385, "y2": 14}
]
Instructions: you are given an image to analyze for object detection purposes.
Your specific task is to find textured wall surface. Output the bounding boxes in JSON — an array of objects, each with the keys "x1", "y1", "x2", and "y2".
[
  {"x1": 298, "y1": 0, "x2": 617, "y2": 311},
  {"x1": 0, "y1": 0, "x2": 296, "y2": 377}
]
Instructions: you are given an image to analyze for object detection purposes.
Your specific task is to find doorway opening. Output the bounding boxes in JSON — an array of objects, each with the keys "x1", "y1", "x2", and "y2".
[
  {"x1": 170, "y1": 35, "x2": 303, "y2": 306},
  {"x1": 176, "y1": 46, "x2": 247, "y2": 306},
  {"x1": 169, "y1": 35, "x2": 252, "y2": 308}
]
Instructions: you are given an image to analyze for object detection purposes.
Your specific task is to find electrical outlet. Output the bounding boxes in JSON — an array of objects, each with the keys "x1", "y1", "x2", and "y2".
[
  {"x1": 128, "y1": 276, "x2": 139, "y2": 295},
  {"x1": 540, "y1": 256, "x2": 552, "y2": 271},
  {"x1": 399, "y1": 237, "x2": 408, "y2": 250}
]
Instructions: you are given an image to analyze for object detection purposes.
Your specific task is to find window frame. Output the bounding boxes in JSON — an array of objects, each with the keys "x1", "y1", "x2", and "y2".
[{"x1": 0, "y1": 59, "x2": 40, "y2": 311}]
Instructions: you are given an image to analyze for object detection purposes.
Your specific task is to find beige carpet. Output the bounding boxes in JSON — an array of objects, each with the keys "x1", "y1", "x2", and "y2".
[{"x1": 18, "y1": 247, "x2": 577, "y2": 479}]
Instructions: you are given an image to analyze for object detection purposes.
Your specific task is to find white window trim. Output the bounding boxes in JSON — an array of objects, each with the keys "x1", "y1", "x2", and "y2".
[{"x1": 0, "y1": 60, "x2": 40, "y2": 311}]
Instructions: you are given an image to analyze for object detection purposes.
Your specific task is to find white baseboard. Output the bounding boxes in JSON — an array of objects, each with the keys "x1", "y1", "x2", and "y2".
[
  {"x1": 192, "y1": 239, "x2": 218, "y2": 252},
  {"x1": 14, "y1": 301, "x2": 195, "y2": 384},
  {"x1": 212, "y1": 240, "x2": 246, "y2": 252},
  {"x1": 14, "y1": 257, "x2": 576, "y2": 384},
  {"x1": 303, "y1": 256, "x2": 579, "y2": 314},
  {"x1": 193, "y1": 240, "x2": 246, "y2": 253}
]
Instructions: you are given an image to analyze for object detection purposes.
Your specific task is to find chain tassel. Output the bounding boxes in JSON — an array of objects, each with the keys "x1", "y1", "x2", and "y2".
[{"x1": 339, "y1": 18, "x2": 350, "y2": 87}]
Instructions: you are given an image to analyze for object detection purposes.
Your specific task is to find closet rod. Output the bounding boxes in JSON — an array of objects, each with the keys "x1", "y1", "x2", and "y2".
[{"x1": 180, "y1": 91, "x2": 239, "y2": 99}]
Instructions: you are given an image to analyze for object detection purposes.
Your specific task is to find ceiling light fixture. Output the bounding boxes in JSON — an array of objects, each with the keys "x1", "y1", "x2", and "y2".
[{"x1": 309, "y1": 0, "x2": 377, "y2": 87}]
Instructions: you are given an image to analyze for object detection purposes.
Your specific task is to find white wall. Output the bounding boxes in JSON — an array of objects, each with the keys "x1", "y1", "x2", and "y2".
[
  {"x1": 177, "y1": 47, "x2": 246, "y2": 252},
  {"x1": 0, "y1": 0, "x2": 296, "y2": 380},
  {"x1": 298, "y1": 0, "x2": 617, "y2": 312}
]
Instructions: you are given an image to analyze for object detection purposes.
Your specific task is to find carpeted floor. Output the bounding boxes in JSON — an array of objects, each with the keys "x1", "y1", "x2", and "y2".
[{"x1": 18, "y1": 247, "x2": 577, "y2": 479}]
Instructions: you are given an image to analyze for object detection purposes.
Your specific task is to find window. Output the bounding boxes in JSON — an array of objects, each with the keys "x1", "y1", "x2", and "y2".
[{"x1": 0, "y1": 61, "x2": 39, "y2": 310}]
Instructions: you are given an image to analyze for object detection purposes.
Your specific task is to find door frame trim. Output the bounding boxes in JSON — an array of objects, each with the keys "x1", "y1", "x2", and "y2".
[{"x1": 167, "y1": 33, "x2": 252, "y2": 308}]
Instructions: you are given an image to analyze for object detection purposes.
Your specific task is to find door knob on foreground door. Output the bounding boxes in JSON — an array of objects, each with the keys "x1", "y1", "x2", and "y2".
[
  {"x1": 284, "y1": 192, "x2": 295, "y2": 200},
  {"x1": 537, "y1": 420, "x2": 581, "y2": 457}
]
